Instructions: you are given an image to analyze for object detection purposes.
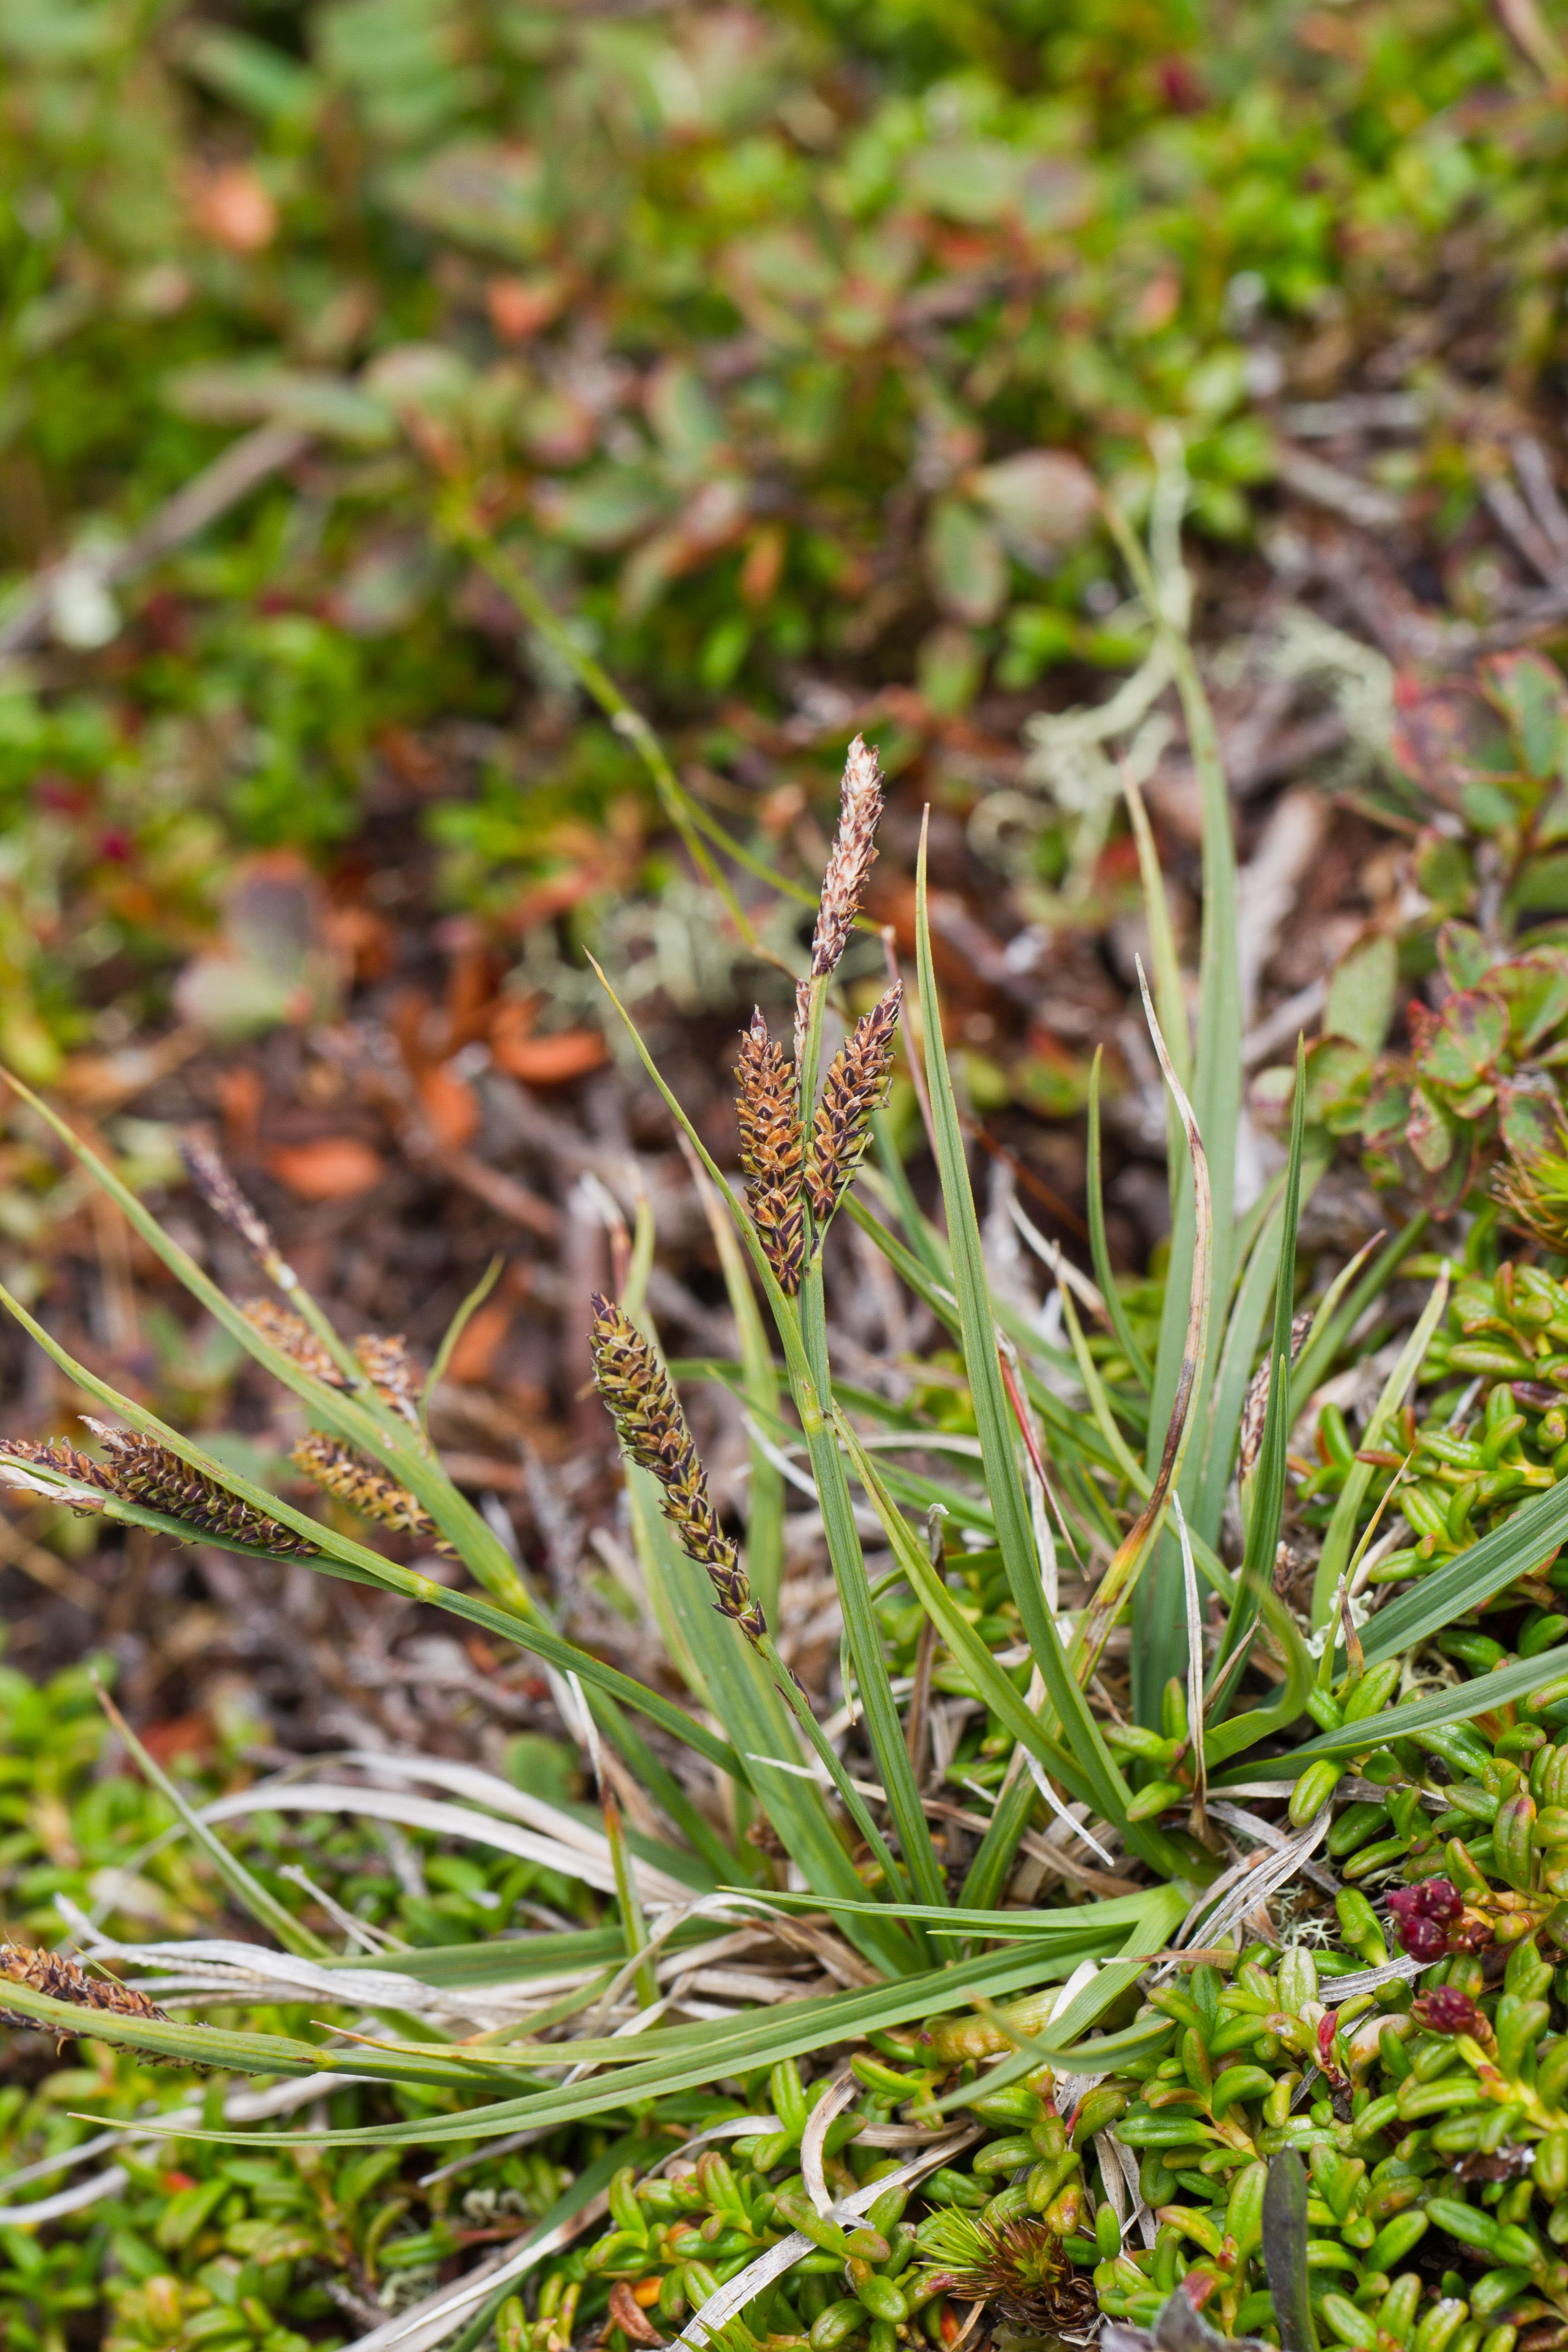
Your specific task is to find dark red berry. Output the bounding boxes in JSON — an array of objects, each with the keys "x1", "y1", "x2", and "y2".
[{"x1": 1411, "y1": 1987, "x2": 1484, "y2": 2037}]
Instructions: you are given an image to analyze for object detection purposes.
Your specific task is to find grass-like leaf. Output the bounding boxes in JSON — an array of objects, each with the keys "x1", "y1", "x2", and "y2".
[
  {"x1": 1309, "y1": 1267, "x2": 1450, "y2": 1628},
  {"x1": 1216, "y1": 1639, "x2": 1568, "y2": 1778}
]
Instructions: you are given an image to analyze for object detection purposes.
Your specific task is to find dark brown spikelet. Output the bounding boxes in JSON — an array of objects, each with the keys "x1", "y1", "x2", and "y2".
[
  {"x1": 734, "y1": 1009, "x2": 805, "y2": 1298},
  {"x1": 180, "y1": 1131, "x2": 284, "y2": 1274},
  {"x1": 588, "y1": 1295, "x2": 765, "y2": 1641},
  {"x1": 809, "y1": 735, "x2": 884, "y2": 981},
  {"x1": 0, "y1": 1943, "x2": 174, "y2": 2052},
  {"x1": 0, "y1": 1436, "x2": 116, "y2": 1505},
  {"x1": 84, "y1": 1421, "x2": 318, "y2": 1557},
  {"x1": 807, "y1": 981, "x2": 901, "y2": 1228},
  {"x1": 240, "y1": 1299, "x2": 344, "y2": 1385},
  {"x1": 353, "y1": 1333, "x2": 422, "y2": 1427},
  {"x1": 291, "y1": 1433, "x2": 441, "y2": 1543}
]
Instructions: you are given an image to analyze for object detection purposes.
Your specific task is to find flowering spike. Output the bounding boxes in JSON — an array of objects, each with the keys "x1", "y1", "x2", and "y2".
[
  {"x1": 809, "y1": 735, "x2": 884, "y2": 982},
  {"x1": 735, "y1": 1007, "x2": 805, "y2": 1298},
  {"x1": 588, "y1": 1294, "x2": 764, "y2": 1641},
  {"x1": 807, "y1": 980, "x2": 901, "y2": 1229}
]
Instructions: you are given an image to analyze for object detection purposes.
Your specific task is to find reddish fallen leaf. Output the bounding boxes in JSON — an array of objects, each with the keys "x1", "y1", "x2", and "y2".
[
  {"x1": 139, "y1": 1712, "x2": 214, "y2": 1767},
  {"x1": 608, "y1": 2280, "x2": 666, "y2": 2346},
  {"x1": 490, "y1": 1024, "x2": 607, "y2": 1085},
  {"x1": 446, "y1": 1298, "x2": 512, "y2": 1385},
  {"x1": 416, "y1": 1061, "x2": 481, "y2": 1150},
  {"x1": 266, "y1": 1137, "x2": 384, "y2": 1200}
]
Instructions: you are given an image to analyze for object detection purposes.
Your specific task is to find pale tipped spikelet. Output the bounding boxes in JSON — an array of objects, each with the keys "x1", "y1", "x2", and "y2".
[
  {"x1": 291, "y1": 1433, "x2": 441, "y2": 1543},
  {"x1": 240, "y1": 1298, "x2": 343, "y2": 1385},
  {"x1": 81, "y1": 1420, "x2": 318, "y2": 1556},
  {"x1": 0, "y1": 1436, "x2": 115, "y2": 1500},
  {"x1": 735, "y1": 1008, "x2": 805, "y2": 1298},
  {"x1": 0, "y1": 1943, "x2": 174, "y2": 2047},
  {"x1": 588, "y1": 1294, "x2": 765, "y2": 1641},
  {"x1": 353, "y1": 1332, "x2": 422, "y2": 1427},
  {"x1": 809, "y1": 735, "x2": 884, "y2": 981},
  {"x1": 807, "y1": 980, "x2": 901, "y2": 1228},
  {"x1": 181, "y1": 1131, "x2": 286, "y2": 1277}
]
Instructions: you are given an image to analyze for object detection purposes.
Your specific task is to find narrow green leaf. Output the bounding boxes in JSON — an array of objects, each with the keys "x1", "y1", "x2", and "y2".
[
  {"x1": 1310, "y1": 1268, "x2": 1450, "y2": 1628},
  {"x1": 97, "y1": 1681, "x2": 328, "y2": 1960},
  {"x1": 1210, "y1": 1040, "x2": 1308, "y2": 1709},
  {"x1": 1219, "y1": 1639, "x2": 1568, "y2": 1778},
  {"x1": 912, "y1": 823, "x2": 1156, "y2": 1861},
  {"x1": 1364, "y1": 1479, "x2": 1568, "y2": 1662},
  {"x1": 1087, "y1": 1049, "x2": 1151, "y2": 1390},
  {"x1": 421, "y1": 1254, "x2": 503, "y2": 1429},
  {"x1": 1289, "y1": 1214, "x2": 1430, "y2": 1410}
]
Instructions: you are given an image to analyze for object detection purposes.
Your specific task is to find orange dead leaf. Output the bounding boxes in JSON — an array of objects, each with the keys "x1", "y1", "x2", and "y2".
[
  {"x1": 486, "y1": 272, "x2": 569, "y2": 343},
  {"x1": 490, "y1": 1027, "x2": 607, "y2": 1085},
  {"x1": 446, "y1": 1298, "x2": 513, "y2": 1385},
  {"x1": 416, "y1": 1061, "x2": 481, "y2": 1151},
  {"x1": 266, "y1": 1138, "x2": 384, "y2": 1200}
]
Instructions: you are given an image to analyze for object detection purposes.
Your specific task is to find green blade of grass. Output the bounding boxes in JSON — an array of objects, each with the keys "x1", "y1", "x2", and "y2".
[
  {"x1": 1209, "y1": 1040, "x2": 1308, "y2": 1712},
  {"x1": 95, "y1": 1680, "x2": 328, "y2": 1960},
  {"x1": 0, "y1": 1277, "x2": 741, "y2": 1780},
  {"x1": 1087, "y1": 1049, "x2": 1151, "y2": 1390},
  {"x1": 1103, "y1": 484, "x2": 1241, "y2": 1727},
  {"x1": 1289, "y1": 1213, "x2": 1430, "y2": 1409},
  {"x1": 1309, "y1": 1267, "x2": 1451, "y2": 1629},
  {"x1": 912, "y1": 822, "x2": 1163, "y2": 1868},
  {"x1": 1362, "y1": 1480, "x2": 1568, "y2": 1663},
  {"x1": 115, "y1": 1941, "x2": 1134, "y2": 2150},
  {"x1": 1217, "y1": 1639, "x2": 1568, "y2": 1778}
]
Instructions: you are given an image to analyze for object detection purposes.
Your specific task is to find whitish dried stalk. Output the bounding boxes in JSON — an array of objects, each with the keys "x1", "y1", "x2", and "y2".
[
  {"x1": 588, "y1": 1294, "x2": 764, "y2": 1641},
  {"x1": 809, "y1": 735, "x2": 884, "y2": 981},
  {"x1": 807, "y1": 981, "x2": 900, "y2": 1228},
  {"x1": 291, "y1": 1433, "x2": 440, "y2": 1542},
  {"x1": 735, "y1": 1009, "x2": 805, "y2": 1298}
]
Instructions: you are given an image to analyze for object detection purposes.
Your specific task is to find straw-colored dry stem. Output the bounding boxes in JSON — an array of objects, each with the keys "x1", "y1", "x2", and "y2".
[
  {"x1": 809, "y1": 735, "x2": 884, "y2": 981},
  {"x1": 291, "y1": 1432, "x2": 441, "y2": 1543},
  {"x1": 0, "y1": 1944, "x2": 172, "y2": 2042},
  {"x1": 808, "y1": 981, "x2": 901, "y2": 1227},
  {"x1": 588, "y1": 1294, "x2": 764, "y2": 1640},
  {"x1": 181, "y1": 1131, "x2": 283, "y2": 1273},
  {"x1": 735, "y1": 1009, "x2": 805, "y2": 1298},
  {"x1": 82, "y1": 1420, "x2": 318, "y2": 1556}
]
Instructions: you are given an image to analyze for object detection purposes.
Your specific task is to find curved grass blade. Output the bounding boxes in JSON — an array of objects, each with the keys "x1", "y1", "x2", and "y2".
[
  {"x1": 1209, "y1": 1040, "x2": 1308, "y2": 1714},
  {"x1": 1309, "y1": 1266, "x2": 1450, "y2": 1629},
  {"x1": 1264, "y1": 2150, "x2": 1318, "y2": 2352},
  {"x1": 1087, "y1": 1049, "x2": 1151, "y2": 1389},
  {"x1": 913, "y1": 820, "x2": 1157, "y2": 1862},
  {"x1": 0, "y1": 1275, "x2": 740, "y2": 1780},
  {"x1": 421, "y1": 1254, "x2": 503, "y2": 1432},
  {"x1": 1074, "y1": 966, "x2": 1212, "y2": 1688},
  {"x1": 1217, "y1": 1638, "x2": 1568, "y2": 1779}
]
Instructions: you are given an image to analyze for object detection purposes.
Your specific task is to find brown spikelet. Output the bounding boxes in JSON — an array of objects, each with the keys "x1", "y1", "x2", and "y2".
[
  {"x1": 240, "y1": 1299, "x2": 344, "y2": 1385},
  {"x1": 291, "y1": 1433, "x2": 442, "y2": 1544},
  {"x1": 0, "y1": 1943, "x2": 174, "y2": 2052},
  {"x1": 83, "y1": 1421, "x2": 318, "y2": 1557},
  {"x1": 807, "y1": 981, "x2": 901, "y2": 1228},
  {"x1": 734, "y1": 1009, "x2": 804, "y2": 1298},
  {"x1": 353, "y1": 1333, "x2": 422, "y2": 1427},
  {"x1": 809, "y1": 735, "x2": 883, "y2": 981},
  {"x1": 0, "y1": 1436, "x2": 116, "y2": 1499},
  {"x1": 1237, "y1": 1306, "x2": 1314, "y2": 1483},
  {"x1": 917, "y1": 2209, "x2": 1097, "y2": 2337},
  {"x1": 588, "y1": 1295, "x2": 765, "y2": 1641},
  {"x1": 180, "y1": 1131, "x2": 284, "y2": 1274}
]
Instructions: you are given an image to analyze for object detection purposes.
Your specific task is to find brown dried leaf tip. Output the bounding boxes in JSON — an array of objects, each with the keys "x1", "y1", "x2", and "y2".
[
  {"x1": 735, "y1": 1008, "x2": 805, "y2": 1298},
  {"x1": 588, "y1": 1294, "x2": 765, "y2": 1642},
  {"x1": 82, "y1": 1420, "x2": 318, "y2": 1557},
  {"x1": 810, "y1": 735, "x2": 884, "y2": 981},
  {"x1": 181, "y1": 1131, "x2": 284, "y2": 1277},
  {"x1": 0, "y1": 1943, "x2": 173, "y2": 2052},
  {"x1": 291, "y1": 1433, "x2": 443, "y2": 1545},
  {"x1": 808, "y1": 981, "x2": 901, "y2": 1230}
]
